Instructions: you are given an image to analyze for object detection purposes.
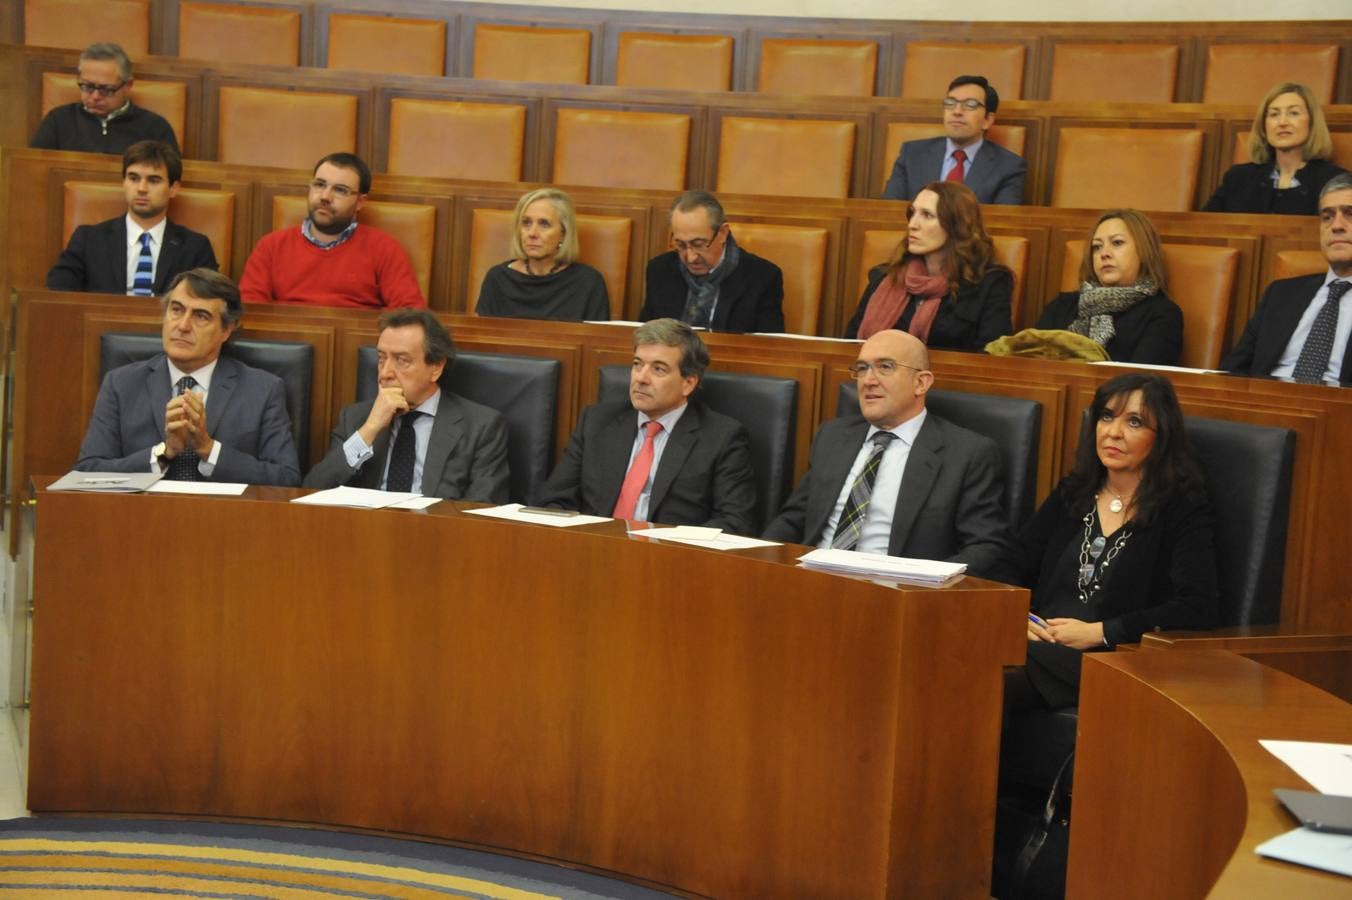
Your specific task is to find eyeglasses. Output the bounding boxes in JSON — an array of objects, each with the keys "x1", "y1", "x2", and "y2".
[
  {"x1": 848, "y1": 360, "x2": 925, "y2": 379},
  {"x1": 309, "y1": 179, "x2": 356, "y2": 198},
  {"x1": 942, "y1": 97, "x2": 985, "y2": 111},
  {"x1": 76, "y1": 80, "x2": 126, "y2": 97},
  {"x1": 671, "y1": 228, "x2": 724, "y2": 255}
]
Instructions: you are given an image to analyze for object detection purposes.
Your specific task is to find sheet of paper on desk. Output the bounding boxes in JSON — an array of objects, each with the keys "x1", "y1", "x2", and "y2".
[
  {"x1": 1260, "y1": 740, "x2": 1352, "y2": 795},
  {"x1": 386, "y1": 496, "x2": 441, "y2": 510},
  {"x1": 291, "y1": 486, "x2": 421, "y2": 509},
  {"x1": 147, "y1": 480, "x2": 248, "y2": 496},
  {"x1": 631, "y1": 525, "x2": 780, "y2": 550},
  {"x1": 798, "y1": 548, "x2": 967, "y2": 583},
  {"x1": 48, "y1": 471, "x2": 164, "y2": 492},
  {"x1": 1255, "y1": 826, "x2": 1352, "y2": 877},
  {"x1": 464, "y1": 503, "x2": 611, "y2": 527}
]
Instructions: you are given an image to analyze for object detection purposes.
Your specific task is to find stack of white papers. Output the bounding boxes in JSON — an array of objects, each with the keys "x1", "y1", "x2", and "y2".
[
  {"x1": 291, "y1": 486, "x2": 428, "y2": 509},
  {"x1": 798, "y1": 548, "x2": 966, "y2": 584},
  {"x1": 148, "y1": 481, "x2": 249, "y2": 496},
  {"x1": 631, "y1": 525, "x2": 780, "y2": 551},
  {"x1": 1255, "y1": 740, "x2": 1352, "y2": 877},
  {"x1": 48, "y1": 471, "x2": 164, "y2": 492},
  {"x1": 464, "y1": 503, "x2": 610, "y2": 527}
]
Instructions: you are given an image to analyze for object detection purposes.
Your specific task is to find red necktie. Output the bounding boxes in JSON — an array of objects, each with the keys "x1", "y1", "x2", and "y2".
[
  {"x1": 946, "y1": 148, "x2": 967, "y2": 182},
  {"x1": 613, "y1": 421, "x2": 663, "y2": 520}
]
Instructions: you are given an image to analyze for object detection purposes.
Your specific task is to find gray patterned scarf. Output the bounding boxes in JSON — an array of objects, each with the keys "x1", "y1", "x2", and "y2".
[
  {"x1": 679, "y1": 232, "x2": 741, "y2": 328},
  {"x1": 1068, "y1": 279, "x2": 1158, "y2": 347}
]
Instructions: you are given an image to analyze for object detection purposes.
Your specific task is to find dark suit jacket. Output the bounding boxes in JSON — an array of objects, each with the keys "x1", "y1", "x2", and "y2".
[
  {"x1": 74, "y1": 353, "x2": 300, "y2": 485},
  {"x1": 1222, "y1": 273, "x2": 1352, "y2": 385},
  {"x1": 303, "y1": 391, "x2": 511, "y2": 502},
  {"x1": 47, "y1": 216, "x2": 218, "y2": 295},
  {"x1": 845, "y1": 265, "x2": 1013, "y2": 350},
  {"x1": 881, "y1": 136, "x2": 1027, "y2": 205},
  {"x1": 1035, "y1": 290, "x2": 1183, "y2": 365},
  {"x1": 1203, "y1": 159, "x2": 1346, "y2": 216},
  {"x1": 763, "y1": 412, "x2": 1009, "y2": 576},
  {"x1": 536, "y1": 400, "x2": 758, "y2": 535},
  {"x1": 639, "y1": 248, "x2": 786, "y2": 333}
]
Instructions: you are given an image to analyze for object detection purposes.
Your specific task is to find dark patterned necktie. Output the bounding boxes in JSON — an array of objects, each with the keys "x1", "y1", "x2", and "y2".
[
  {"x1": 830, "y1": 431, "x2": 896, "y2": 551},
  {"x1": 1292, "y1": 280, "x2": 1351, "y2": 384},
  {"x1": 385, "y1": 411, "x2": 424, "y2": 493},
  {"x1": 166, "y1": 376, "x2": 200, "y2": 481},
  {"x1": 132, "y1": 232, "x2": 154, "y2": 296}
]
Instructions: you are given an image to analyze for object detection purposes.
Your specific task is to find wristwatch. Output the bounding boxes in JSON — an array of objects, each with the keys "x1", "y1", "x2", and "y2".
[{"x1": 152, "y1": 442, "x2": 169, "y2": 465}]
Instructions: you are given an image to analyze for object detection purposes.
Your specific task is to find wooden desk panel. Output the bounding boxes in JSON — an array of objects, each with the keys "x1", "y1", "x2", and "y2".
[{"x1": 30, "y1": 486, "x2": 1027, "y2": 899}]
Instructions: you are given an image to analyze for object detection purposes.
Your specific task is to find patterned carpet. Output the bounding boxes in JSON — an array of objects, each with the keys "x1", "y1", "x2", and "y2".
[{"x1": 0, "y1": 818, "x2": 679, "y2": 899}]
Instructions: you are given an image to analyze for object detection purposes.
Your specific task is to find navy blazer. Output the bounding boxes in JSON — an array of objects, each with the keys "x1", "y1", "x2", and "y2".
[
  {"x1": 74, "y1": 353, "x2": 301, "y2": 485},
  {"x1": 1222, "y1": 273, "x2": 1352, "y2": 385},
  {"x1": 303, "y1": 392, "x2": 511, "y2": 502},
  {"x1": 536, "y1": 400, "x2": 759, "y2": 535},
  {"x1": 763, "y1": 412, "x2": 1010, "y2": 577},
  {"x1": 639, "y1": 248, "x2": 786, "y2": 334},
  {"x1": 881, "y1": 136, "x2": 1027, "y2": 205},
  {"x1": 47, "y1": 215, "x2": 218, "y2": 295}
]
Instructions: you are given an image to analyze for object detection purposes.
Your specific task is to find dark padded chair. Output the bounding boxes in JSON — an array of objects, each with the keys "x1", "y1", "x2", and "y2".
[
  {"x1": 597, "y1": 366, "x2": 798, "y2": 528},
  {"x1": 100, "y1": 332, "x2": 313, "y2": 462},
  {"x1": 836, "y1": 384, "x2": 1041, "y2": 529},
  {"x1": 357, "y1": 347, "x2": 560, "y2": 505}
]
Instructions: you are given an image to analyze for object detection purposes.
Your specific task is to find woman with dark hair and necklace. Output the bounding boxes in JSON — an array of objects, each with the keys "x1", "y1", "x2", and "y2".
[
  {"x1": 846, "y1": 180, "x2": 1012, "y2": 350},
  {"x1": 1033, "y1": 209, "x2": 1182, "y2": 364},
  {"x1": 475, "y1": 187, "x2": 610, "y2": 322},
  {"x1": 995, "y1": 372, "x2": 1217, "y2": 794}
]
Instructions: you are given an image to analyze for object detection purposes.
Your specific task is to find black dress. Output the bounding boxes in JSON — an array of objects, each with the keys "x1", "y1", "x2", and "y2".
[
  {"x1": 1203, "y1": 159, "x2": 1347, "y2": 216},
  {"x1": 845, "y1": 265, "x2": 1013, "y2": 351},
  {"x1": 476, "y1": 261, "x2": 610, "y2": 322},
  {"x1": 1035, "y1": 290, "x2": 1183, "y2": 365}
]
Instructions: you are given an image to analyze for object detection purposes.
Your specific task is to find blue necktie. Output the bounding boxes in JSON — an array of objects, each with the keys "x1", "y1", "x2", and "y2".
[
  {"x1": 385, "y1": 411, "x2": 424, "y2": 493},
  {"x1": 132, "y1": 232, "x2": 154, "y2": 296},
  {"x1": 1292, "y1": 280, "x2": 1351, "y2": 384}
]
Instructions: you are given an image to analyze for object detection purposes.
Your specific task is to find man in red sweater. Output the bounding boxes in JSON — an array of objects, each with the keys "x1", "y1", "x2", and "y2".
[{"x1": 240, "y1": 153, "x2": 426, "y2": 309}]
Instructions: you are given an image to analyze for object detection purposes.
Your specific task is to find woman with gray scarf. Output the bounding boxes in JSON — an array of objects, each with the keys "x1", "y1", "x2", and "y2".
[{"x1": 1034, "y1": 209, "x2": 1183, "y2": 365}]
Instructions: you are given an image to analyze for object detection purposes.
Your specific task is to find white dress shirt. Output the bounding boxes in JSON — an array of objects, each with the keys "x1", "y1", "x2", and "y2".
[
  {"x1": 1271, "y1": 270, "x2": 1352, "y2": 385},
  {"x1": 820, "y1": 409, "x2": 928, "y2": 554}
]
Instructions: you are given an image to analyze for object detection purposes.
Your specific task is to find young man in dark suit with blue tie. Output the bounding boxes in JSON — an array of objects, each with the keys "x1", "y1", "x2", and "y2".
[{"x1": 46, "y1": 140, "x2": 217, "y2": 296}]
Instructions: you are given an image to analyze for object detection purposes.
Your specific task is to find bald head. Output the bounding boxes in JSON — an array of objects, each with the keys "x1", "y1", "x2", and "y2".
[{"x1": 855, "y1": 329, "x2": 933, "y2": 429}]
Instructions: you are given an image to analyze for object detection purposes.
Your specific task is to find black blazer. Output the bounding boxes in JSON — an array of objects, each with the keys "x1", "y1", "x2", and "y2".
[
  {"x1": 1222, "y1": 273, "x2": 1352, "y2": 385},
  {"x1": 845, "y1": 265, "x2": 1013, "y2": 350},
  {"x1": 1203, "y1": 158, "x2": 1347, "y2": 216},
  {"x1": 536, "y1": 400, "x2": 759, "y2": 535},
  {"x1": 1035, "y1": 290, "x2": 1183, "y2": 365},
  {"x1": 639, "y1": 248, "x2": 786, "y2": 333},
  {"x1": 47, "y1": 216, "x2": 218, "y2": 295}
]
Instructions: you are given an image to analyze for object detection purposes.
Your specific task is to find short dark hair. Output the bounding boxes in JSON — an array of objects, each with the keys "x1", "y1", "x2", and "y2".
[
  {"x1": 80, "y1": 42, "x2": 132, "y2": 81},
  {"x1": 378, "y1": 308, "x2": 456, "y2": 368},
  {"x1": 632, "y1": 318, "x2": 709, "y2": 380},
  {"x1": 947, "y1": 74, "x2": 999, "y2": 114},
  {"x1": 314, "y1": 152, "x2": 371, "y2": 194},
  {"x1": 123, "y1": 140, "x2": 182, "y2": 183},
  {"x1": 162, "y1": 268, "x2": 243, "y2": 328},
  {"x1": 670, "y1": 190, "x2": 726, "y2": 230}
]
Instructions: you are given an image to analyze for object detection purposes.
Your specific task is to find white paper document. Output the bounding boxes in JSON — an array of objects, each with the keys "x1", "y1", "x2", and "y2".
[
  {"x1": 631, "y1": 525, "x2": 780, "y2": 551},
  {"x1": 1261, "y1": 740, "x2": 1352, "y2": 796},
  {"x1": 464, "y1": 503, "x2": 611, "y2": 527},
  {"x1": 1255, "y1": 827, "x2": 1352, "y2": 877},
  {"x1": 750, "y1": 332, "x2": 862, "y2": 343},
  {"x1": 291, "y1": 486, "x2": 422, "y2": 509},
  {"x1": 387, "y1": 496, "x2": 442, "y2": 510},
  {"x1": 48, "y1": 471, "x2": 164, "y2": 493},
  {"x1": 147, "y1": 480, "x2": 248, "y2": 496},
  {"x1": 798, "y1": 548, "x2": 967, "y2": 584}
]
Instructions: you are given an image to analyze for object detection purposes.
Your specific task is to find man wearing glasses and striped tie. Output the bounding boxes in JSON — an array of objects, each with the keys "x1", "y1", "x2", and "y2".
[
  {"x1": 764, "y1": 329, "x2": 1009, "y2": 576},
  {"x1": 31, "y1": 43, "x2": 179, "y2": 155},
  {"x1": 46, "y1": 140, "x2": 217, "y2": 296}
]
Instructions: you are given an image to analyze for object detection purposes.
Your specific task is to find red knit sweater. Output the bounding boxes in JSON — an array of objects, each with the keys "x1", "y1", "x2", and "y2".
[{"x1": 239, "y1": 225, "x2": 426, "y2": 309}]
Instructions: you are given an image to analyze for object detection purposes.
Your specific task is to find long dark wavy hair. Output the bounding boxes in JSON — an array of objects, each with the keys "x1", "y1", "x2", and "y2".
[
  {"x1": 885, "y1": 180, "x2": 1007, "y2": 296},
  {"x1": 1063, "y1": 373, "x2": 1205, "y2": 524}
]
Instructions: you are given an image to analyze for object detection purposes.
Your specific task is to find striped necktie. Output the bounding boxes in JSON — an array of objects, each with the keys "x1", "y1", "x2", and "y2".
[
  {"x1": 132, "y1": 231, "x2": 154, "y2": 296},
  {"x1": 831, "y1": 431, "x2": 897, "y2": 551}
]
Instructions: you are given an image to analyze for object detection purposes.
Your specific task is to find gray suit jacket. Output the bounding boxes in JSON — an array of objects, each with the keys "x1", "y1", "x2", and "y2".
[
  {"x1": 763, "y1": 412, "x2": 1009, "y2": 576},
  {"x1": 881, "y1": 136, "x2": 1027, "y2": 205},
  {"x1": 74, "y1": 353, "x2": 300, "y2": 485},
  {"x1": 536, "y1": 400, "x2": 758, "y2": 535},
  {"x1": 303, "y1": 391, "x2": 510, "y2": 502}
]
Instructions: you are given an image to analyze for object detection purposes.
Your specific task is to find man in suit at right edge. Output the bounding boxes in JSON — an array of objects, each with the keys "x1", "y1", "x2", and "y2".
[
  {"x1": 47, "y1": 140, "x2": 217, "y2": 296},
  {"x1": 1223, "y1": 173, "x2": 1352, "y2": 386},
  {"x1": 881, "y1": 74, "x2": 1027, "y2": 205},
  {"x1": 764, "y1": 329, "x2": 1009, "y2": 577}
]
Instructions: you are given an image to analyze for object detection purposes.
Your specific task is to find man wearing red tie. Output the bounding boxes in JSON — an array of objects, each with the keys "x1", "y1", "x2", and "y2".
[
  {"x1": 536, "y1": 319, "x2": 757, "y2": 535},
  {"x1": 881, "y1": 74, "x2": 1027, "y2": 205}
]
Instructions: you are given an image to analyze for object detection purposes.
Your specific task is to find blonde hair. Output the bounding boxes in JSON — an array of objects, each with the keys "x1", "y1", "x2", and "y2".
[
  {"x1": 1246, "y1": 82, "x2": 1334, "y2": 164},
  {"x1": 508, "y1": 188, "x2": 580, "y2": 265}
]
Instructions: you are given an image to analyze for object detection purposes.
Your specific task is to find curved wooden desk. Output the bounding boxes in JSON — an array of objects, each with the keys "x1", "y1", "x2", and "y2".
[
  {"x1": 1069, "y1": 650, "x2": 1352, "y2": 898},
  {"x1": 29, "y1": 485, "x2": 1027, "y2": 898}
]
